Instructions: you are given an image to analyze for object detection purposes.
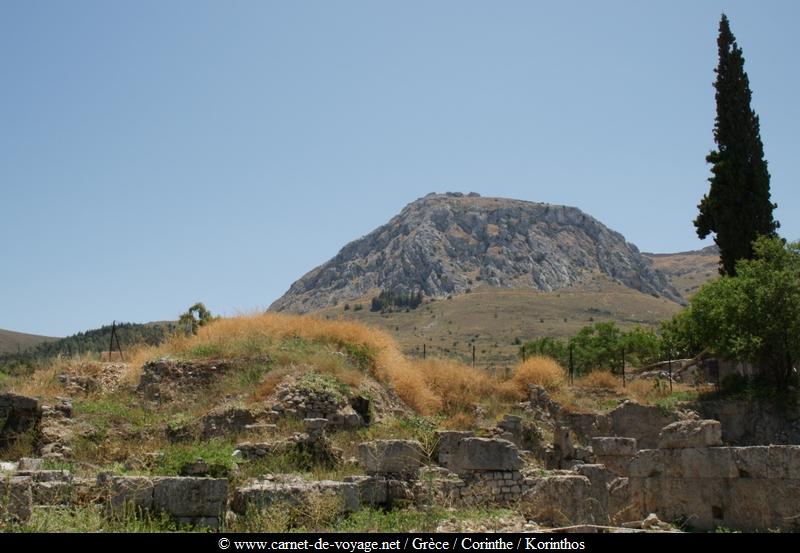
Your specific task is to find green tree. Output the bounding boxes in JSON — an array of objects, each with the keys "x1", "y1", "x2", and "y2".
[
  {"x1": 665, "y1": 237, "x2": 800, "y2": 390},
  {"x1": 521, "y1": 322, "x2": 663, "y2": 375},
  {"x1": 179, "y1": 302, "x2": 216, "y2": 335},
  {"x1": 695, "y1": 14, "x2": 779, "y2": 276}
]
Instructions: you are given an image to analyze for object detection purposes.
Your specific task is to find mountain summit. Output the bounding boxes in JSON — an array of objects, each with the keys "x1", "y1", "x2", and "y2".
[{"x1": 270, "y1": 193, "x2": 682, "y2": 313}]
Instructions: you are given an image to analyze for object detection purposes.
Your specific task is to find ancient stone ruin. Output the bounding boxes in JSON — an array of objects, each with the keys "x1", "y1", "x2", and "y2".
[{"x1": 3, "y1": 386, "x2": 800, "y2": 532}]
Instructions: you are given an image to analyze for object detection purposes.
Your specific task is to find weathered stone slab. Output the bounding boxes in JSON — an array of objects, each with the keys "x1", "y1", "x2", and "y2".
[
  {"x1": 592, "y1": 437, "x2": 637, "y2": 457},
  {"x1": 434, "y1": 431, "x2": 474, "y2": 468},
  {"x1": 0, "y1": 393, "x2": 41, "y2": 449},
  {"x1": 101, "y1": 475, "x2": 155, "y2": 515},
  {"x1": 17, "y1": 458, "x2": 43, "y2": 471},
  {"x1": 31, "y1": 480, "x2": 72, "y2": 505},
  {"x1": 609, "y1": 401, "x2": 678, "y2": 449},
  {"x1": 232, "y1": 476, "x2": 359, "y2": 515},
  {"x1": 732, "y1": 446, "x2": 769, "y2": 478},
  {"x1": 152, "y1": 477, "x2": 228, "y2": 525},
  {"x1": 1, "y1": 476, "x2": 32, "y2": 522},
  {"x1": 358, "y1": 440, "x2": 426, "y2": 477},
  {"x1": 343, "y1": 475, "x2": 388, "y2": 505},
  {"x1": 450, "y1": 438, "x2": 523, "y2": 472},
  {"x1": 521, "y1": 475, "x2": 592, "y2": 526},
  {"x1": 658, "y1": 419, "x2": 722, "y2": 449}
]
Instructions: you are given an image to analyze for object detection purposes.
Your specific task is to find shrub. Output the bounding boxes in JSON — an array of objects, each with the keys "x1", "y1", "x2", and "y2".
[
  {"x1": 578, "y1": 370, "x2": 619, "y2": 390},
  {"x1": 510, "y1": 356, "x2": 566, "y2": 394},
  {"x1": 663, "y1": 237, "x2": 800, "y2": 390}
]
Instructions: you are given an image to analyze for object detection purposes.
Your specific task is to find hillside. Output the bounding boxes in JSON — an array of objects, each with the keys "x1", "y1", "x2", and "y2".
[
  {"x1": 1, "y1": 312, "x2": 792, "y2": 533},
  {"x1": 643, "y1": 245, "x2": 720, "y2": 298},
  {"x1": 316, "y1": 274, "x2": 682, "y2": 367},
  {"x1": 0, "y1": 328, "x2": 59, "y2": 354},
  {"x1": 0, "y1": 321, "x2": 176, "y2": 373},
  {"x1": 271, "y1": 193, "x2": 682, "y2": 313}
]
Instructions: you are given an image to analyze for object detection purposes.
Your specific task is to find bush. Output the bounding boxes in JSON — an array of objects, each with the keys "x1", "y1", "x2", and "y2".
[
  {"x1": 510, "y1": 356, "x2": 566, "y2": 393},
  {"x1": 578, "y1": 370, "x2": 619, "y2": 390},
  {"x1": 663, "y1": 236, "x2": 800, "y2": 390},
  {"x1": 522, "y1": 322, "x2": 663, "y2": 375}
]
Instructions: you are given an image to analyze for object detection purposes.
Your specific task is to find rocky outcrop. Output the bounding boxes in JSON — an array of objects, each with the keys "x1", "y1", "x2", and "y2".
[{"x1": 270, "y1": 193, "x2": 682, "y2": 312}]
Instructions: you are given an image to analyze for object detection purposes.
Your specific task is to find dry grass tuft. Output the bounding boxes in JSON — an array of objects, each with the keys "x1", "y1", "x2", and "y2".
[
  {"x1": 577, "y1": 370, "x2": 620, "y2": 391},
  {"x1": 509, "y1": 356, "x2": 566, "y2": 395},
  {"x1": 419, "y1": 358, "x2": 500, "y2": 416}
]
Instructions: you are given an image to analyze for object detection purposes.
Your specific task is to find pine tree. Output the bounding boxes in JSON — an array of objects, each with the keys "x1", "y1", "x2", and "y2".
[{"x1": 694, "y1": 14, "x2": 779, "y2": 276}]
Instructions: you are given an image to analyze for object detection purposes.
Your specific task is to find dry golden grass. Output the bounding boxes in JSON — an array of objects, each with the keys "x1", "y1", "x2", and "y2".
[
  {"x1": 419, "y1": 358, "x2": 506, "y2": 416},
  {"x1": 11, "y1": 354, "x2": 96, "y2": 398},
  {"x1": 576, "y1": 370, "x2": 620, "y2": 391},
  {"x1": 441, "y1": 411, "x2": 477, "y2": 430},
  {"x1": 141, "y1": 313, "x2": 444, "y2": 414},
  {"x1": 626, "y1": 377, "x2": 693, "y2": 403},
  {"x1": 509, "y1": 356, "x2": 566, "y2": 394}
]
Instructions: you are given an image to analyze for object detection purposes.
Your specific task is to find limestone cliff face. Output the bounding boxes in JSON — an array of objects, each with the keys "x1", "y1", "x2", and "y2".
[{"x1": 270, "y1": 193, "x2": 682, "y2": 313}]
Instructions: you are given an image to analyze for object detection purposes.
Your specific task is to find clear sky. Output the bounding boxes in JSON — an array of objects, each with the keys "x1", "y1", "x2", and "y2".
[{"x1": 2, "y1": 1, "x2": 798, "y2": 337}]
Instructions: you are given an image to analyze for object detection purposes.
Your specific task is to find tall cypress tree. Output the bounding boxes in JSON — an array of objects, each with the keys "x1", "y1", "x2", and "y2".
[{"x1": 694, "y1": 14, "x2": 779, "y2": 276}]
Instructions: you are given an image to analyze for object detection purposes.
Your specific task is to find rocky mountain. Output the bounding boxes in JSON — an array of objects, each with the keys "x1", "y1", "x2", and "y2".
[{"x1": 270, "y1": 193, "x2": 683, "y2": 313}]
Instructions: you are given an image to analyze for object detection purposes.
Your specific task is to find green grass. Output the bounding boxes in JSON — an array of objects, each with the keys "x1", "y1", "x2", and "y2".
[
  {"x1": 332, "y1": 507, "x2": 514, "y2": 533},
  {"x1": 296, "y1": 371, "x2": 350, "y2": 402},
  {"x1": 4, "y1": 504, "x2": 191, "y2": 533},
  {"x1": 74, "y1": 396, "x2": 158, "y2": 431},
  {"x1": 152, "y1": 440, "x2": 237, "y2": 477},
  {"x1": 654, "y1": 389, "x2": 700, "y2": 411}
]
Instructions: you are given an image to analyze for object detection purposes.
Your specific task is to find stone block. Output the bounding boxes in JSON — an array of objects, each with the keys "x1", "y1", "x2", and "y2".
[
  {"x1": 102, "y1": 475, "x2": 154, "y2": 515},
  {"x1": 592, "y1": 437, "x2": 637, "y2": 457},
  {"x1": 152, "y1": 477, "x2": 228, "y2": 521},
  {"x1": 521, "y1": 475, "x2": 593, "y2": 526},
  {"x1": 657, "y1": 419, "x2": 723, "y2": 449},
  {"x1": 31, "y1": 481, "x2": 72, "y2": 505},
  {"x1": 358, "y1": 440, "x2": 426, "y2": 477},
  {"x1": 1, "y1": 476, "x2": 32, "y2": 522},
  {"x1": 449, "y1": 438, "x2": 523, "y2": 473}
]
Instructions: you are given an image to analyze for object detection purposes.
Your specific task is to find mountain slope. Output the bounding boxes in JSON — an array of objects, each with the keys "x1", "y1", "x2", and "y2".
[
  {"x1": 270, "y1": 193, "x2": 682, "y2": 313},
  {"x1": 0, "y1": 328, "x2": 59, "y2": 354},
  {"x1": 316, "y1": 277, "x2": 682, "y2": 366},
  {"x1": 644, "y1": 245, "x2": 720, "y2": 299}
]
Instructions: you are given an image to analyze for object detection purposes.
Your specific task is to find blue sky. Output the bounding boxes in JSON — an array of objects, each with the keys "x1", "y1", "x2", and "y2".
[{"x1": 2, "y1": 1, "x2": 798, "y2": 337}]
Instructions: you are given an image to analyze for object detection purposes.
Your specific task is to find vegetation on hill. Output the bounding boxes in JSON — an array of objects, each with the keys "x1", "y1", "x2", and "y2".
[
  {"x1": 0, "y1": 321, "x2": 176, "y2": 375},
  {"x1": 0, "y1": 328, "x2": 59, "y2": 355},
  {"x1": 370, "y1": 290, "x2": 424, "y2": 313},
  {"x1": 520, "y1": 322, "x2": 662, "y2": 376},
  {"x1": 321, "y1": 276, "x2": 682, "y2": 368}
]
